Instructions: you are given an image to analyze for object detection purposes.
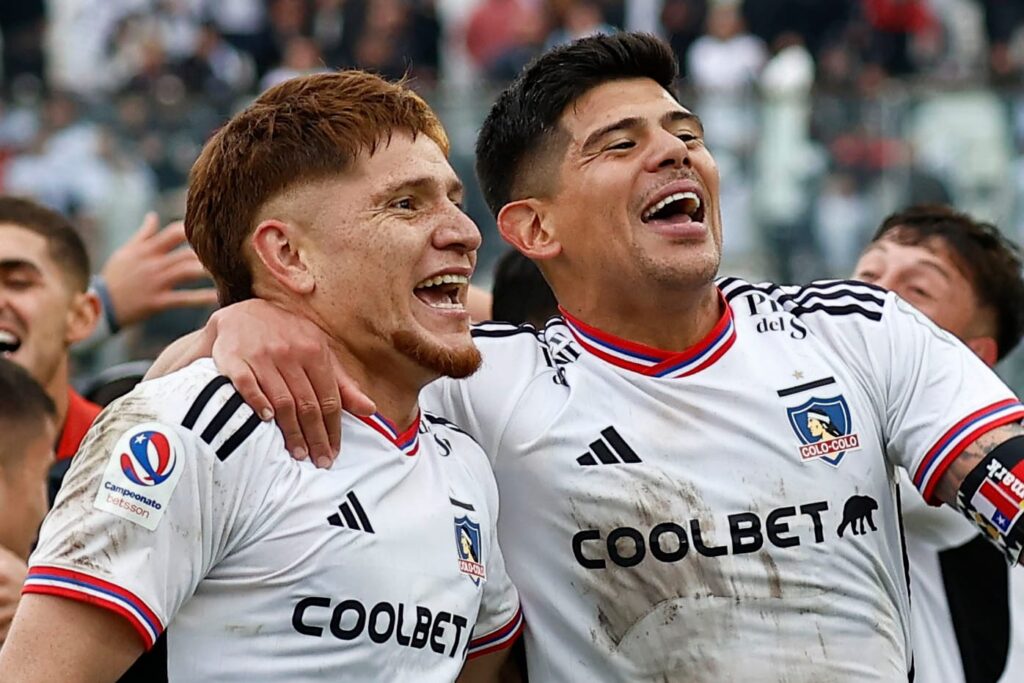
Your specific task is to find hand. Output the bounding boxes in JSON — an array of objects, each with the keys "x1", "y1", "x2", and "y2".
[
  {"x1": 208, "y1": 301, "x2": 376, "y2": 466},
  {"x1": 0, "y1": 546, "x2": 27, "y2": 645},
  {"x1": 100, "y1": 212, "x2": 218, "y2": 328}
]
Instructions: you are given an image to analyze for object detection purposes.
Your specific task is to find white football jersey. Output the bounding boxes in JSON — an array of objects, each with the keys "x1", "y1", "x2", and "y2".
[
  {"x1": 899, "y1": 470, "x2": 1024, "y2": 683},
  {"x1": 424, "y1": 278, "x2": 1024, "y2": 682},
  {"x1": 27, "y1": 359, "x2": 522, "y2": 682}
]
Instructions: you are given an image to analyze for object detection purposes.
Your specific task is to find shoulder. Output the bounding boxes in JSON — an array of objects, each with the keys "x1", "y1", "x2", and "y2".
[
  {"x1": 718, "y1": 276, "x2": 889, "y2": 324},
  {"x1": 104, "y1": 358, "x2": 273, "y2": 464}
]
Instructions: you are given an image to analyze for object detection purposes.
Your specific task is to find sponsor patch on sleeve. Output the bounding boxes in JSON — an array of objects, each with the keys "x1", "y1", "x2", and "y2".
[{"x1": 93, "y1": 422, "x2": 185, "y2": 530}]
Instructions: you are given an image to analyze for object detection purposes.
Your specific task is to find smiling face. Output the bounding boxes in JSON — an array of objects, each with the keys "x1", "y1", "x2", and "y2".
[
  {"x1": 266, "y1": 132, "x2": 482, "y2": 383},
  {"x1": 852, "y1": 233, "x2": 990, "y2": 342},
  {"x1": 0, "y1": 225, "x2": 80, "y2": 386},
  {"x1": 534, "y1": 78, "x2": 723, "y2": 305}
]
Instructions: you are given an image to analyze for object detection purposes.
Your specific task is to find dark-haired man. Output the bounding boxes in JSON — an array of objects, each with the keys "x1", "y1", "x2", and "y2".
[
  {"x1": 0, "y1": 357, "x2": 57, "y2": 643},
  {"x1": 0, "y1": 72, "x2": 521, "y2": 682},
  {"x1": 152, "y1": 33, "x2": 1024, "y2": 681},
  {"x1": 853, "y1": 204, "x2": 1024, "y2": 683}
]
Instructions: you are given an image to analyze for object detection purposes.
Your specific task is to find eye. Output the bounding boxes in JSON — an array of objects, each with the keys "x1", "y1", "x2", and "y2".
[
  {"x1": 390, "y1": 197, "x2": 414, "y2": 211},
  {"x1": 908, "y1": 286, "x2": 931, "y2": 299},
  {"x1": 855, "y1": 271, "x2": 878, "y2": 282},
  {"x1": 677, "y1": 132, "x2": 698, "y2": 143},
  {"x1": 606, "y1": 140, "x2": 635, "y2": 151}
]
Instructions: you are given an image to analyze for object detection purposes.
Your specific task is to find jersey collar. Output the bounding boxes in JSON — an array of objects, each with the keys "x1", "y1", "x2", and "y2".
[
  {"x1": 356, "y1": 412, "x2": 421, "y2": 456},
  {"x1": 559, "y1": 294, "x2": 736, "y2": 378}
]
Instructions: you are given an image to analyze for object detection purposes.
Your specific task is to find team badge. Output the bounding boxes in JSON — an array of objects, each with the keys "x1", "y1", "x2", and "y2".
[
  {"x1": 454, "y1": 516, "x2": 486, "y2": 584},
  {"x1": 786, "y1": 396, "x2": 861, "y2": 467},
  {"x1": 120, "y1": 430, "x2": 177, "y2": 486},
  {"x1": 94, "y1": 422, "x2": 185, "y2": 530}
]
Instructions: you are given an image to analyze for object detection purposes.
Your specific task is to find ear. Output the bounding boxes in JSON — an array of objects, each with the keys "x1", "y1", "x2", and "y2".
[
  {"x1": 250, "y1": 219, "x2": 315, "y2": 296},
  {"x1": 497, "y1": 198, "x2": 561, "y2": 261},
  {"x1": 65, "y1": 289, "x2": 100, "y2": 346},
  {"x1": 964, "y1": 336, "x2": 999, "y2": 368}
]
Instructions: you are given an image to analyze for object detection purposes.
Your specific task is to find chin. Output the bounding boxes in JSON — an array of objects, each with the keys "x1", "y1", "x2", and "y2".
[{"x1": 392, "y1": 330, "x2": 482, "y2": 379}]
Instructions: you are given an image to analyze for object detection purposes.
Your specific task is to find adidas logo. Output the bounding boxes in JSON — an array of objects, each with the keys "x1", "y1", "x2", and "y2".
[
  {"x1": 577, "y1": 427, "x2": 642, "y2": 466},
  {"x1": 327, "y1": 491, "x2": 375, "y2": 533}
]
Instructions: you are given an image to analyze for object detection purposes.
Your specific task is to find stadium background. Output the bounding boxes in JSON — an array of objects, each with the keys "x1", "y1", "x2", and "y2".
[{"x1": 2, "y1": 0, "x2": 1024, "y2": 387}]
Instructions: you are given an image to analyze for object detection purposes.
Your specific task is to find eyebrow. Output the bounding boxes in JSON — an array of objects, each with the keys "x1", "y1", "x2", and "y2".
[
  {"x1": 371, "y1": 175, "x2": 464, "y2": 203},
  {"x1": 0, "y1": 258, "x2": 43, "y2": 276},
  {"x1": 860, "y1": 243, "x2": 953, "y2": 282},
  {"x1": 582, "y1": 110, "x2": 704, "y2": 151}
]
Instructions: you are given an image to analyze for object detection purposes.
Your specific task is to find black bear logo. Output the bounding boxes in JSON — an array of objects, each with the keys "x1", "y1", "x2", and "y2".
[{"x1": 837, "y1": 495, "x2": 878, "y2": 537}]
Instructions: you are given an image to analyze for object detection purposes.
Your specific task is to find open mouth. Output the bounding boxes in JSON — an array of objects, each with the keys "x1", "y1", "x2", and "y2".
[
  {"x1": 0, "y1": 330, "x2": 21, "y2": 356},
  {"x1": 413, "y1": 274, "x2": 469, "y2": 311},
  {"x1": 641, "y1": 191, "x2": 705, "y2": 224}
]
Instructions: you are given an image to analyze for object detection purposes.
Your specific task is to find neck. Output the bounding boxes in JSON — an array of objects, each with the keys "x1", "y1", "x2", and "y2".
[
  {"x1": 329, "y1": 338, "x2": 425, "y2": 431},
  {"x1": 44, "y1": 358, "x2": 70, "y2": 431},
  {"x1": 559, "y1": 282, "x2": 722, "y2": 350}
]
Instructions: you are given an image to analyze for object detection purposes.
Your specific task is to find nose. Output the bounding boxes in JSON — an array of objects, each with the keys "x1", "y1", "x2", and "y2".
[
  {"x1": 645, "y1": 128, "x2": 691, "y2": 173},
  {"x1": 434, "y1": 202, "x2": 482, "y2": 254}
]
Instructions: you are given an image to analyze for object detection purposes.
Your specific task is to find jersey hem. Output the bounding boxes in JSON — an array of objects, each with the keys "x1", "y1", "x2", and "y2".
[
  {"x1": 23, "y1": 565, "x2": 163, "y2": 650},
  {"x1": 914, "y1": 399, "x2": 1024, "y2": 504},
  {"x1": 467, "y1": 605, "x2": 524, "y2": 660}
]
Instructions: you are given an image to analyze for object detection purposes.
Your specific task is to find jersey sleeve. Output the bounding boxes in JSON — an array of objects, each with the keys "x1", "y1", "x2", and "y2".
[
  {"x1": 422, "y1": 322, "x2": 564, "y2": 464},
  {"x1": 814, "y1": 290, "x2": 1024, "y2": 504},
  {"x1": 25, "y1": 365, "x2": 272, "y2": 649}
]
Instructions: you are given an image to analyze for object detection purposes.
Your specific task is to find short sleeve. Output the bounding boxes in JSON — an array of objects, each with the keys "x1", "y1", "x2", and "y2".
[
  {"x1": 422, "y1": 322, "x2": 565, "y2": 463},
  {"x1": 25, "y1": 371, "x2": 265, "y2": 649},
  {"x1": 466, "y1": 491, "x2": 523, "y2": 660}
]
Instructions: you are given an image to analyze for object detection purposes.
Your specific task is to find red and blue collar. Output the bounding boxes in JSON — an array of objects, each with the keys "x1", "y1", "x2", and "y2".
[
  {"x1": 559, "y1": 296, "x2": 736, "y2": 378},
  {"x1": 357, "y1": 412, "x2": 421, "y2": 456}
]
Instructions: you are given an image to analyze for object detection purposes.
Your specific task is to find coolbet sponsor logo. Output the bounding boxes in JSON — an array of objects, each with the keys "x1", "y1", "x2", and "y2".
[
  {"x1": 292, "y1": 597, "x2": 471, "y2": 658},
  {"x1": 573, "y1": 501, "x2": 830, "y2": 569},
  {"x1": 93, "y1": 422, "x2": 185, "y2": 530}
]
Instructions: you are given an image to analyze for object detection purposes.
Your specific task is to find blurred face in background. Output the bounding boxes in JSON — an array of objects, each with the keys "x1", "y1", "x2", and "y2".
[
  {"x1": 852, "y1": 232, "x2": 997, "y2": 365},
  {"x1": 0, "y1": 416, "x2": 56, "y2": 560},
  {"x1": 0, "y1": 225, "x2": 96, "y2": 388}
]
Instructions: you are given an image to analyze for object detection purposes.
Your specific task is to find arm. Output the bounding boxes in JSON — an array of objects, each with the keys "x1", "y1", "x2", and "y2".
[
  {"x1": 0, "y1": 595, "x2": 142, "y2": 683},
  {"x1": 457, "y1": 646, "x2": 521, "y2": 683},
  {"x1": 148, "y1": 299, "x2": 375, "y2": 464},
  {"x1": 99, "y1": 213, "x2": 217, "y2": 330}
]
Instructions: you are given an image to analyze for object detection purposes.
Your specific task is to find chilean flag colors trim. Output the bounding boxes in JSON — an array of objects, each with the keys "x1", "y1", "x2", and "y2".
[
  {"x1": 560, "y1": 297, "x2": 736, "y2": 378},
  {"x1": 24, "y1": 566, "x2": 163, "y2": 649},
  {"x1": 357, "y1": 412, "x2": 421, "y2": 456},
  {"x1": 914, "y1": 398, "x2": 1024, "y2": 503},
  {"x1": 467, "y1": 605, "x2": 524, "y2": 660}
]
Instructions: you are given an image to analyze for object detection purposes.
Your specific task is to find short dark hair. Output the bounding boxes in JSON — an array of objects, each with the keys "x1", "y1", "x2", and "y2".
[
  {"x1": 491, "y1": 249, "x2": 559, "y2": 327},
  {"x1": 476, "y1": 32, "x2": 679, "y2": 217},
  {"x1": 873, "y1": 204, "x2": 1024, "y2": 360},
  {"x1": 0, "y1": 196, "x2": 90, "y2": 292},
  {"x1": 0, "y1": 357, "x2": 56, "y2": 466}
]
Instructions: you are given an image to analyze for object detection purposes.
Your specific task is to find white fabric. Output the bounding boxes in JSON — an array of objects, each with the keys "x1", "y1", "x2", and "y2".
[
  {"x1": 421, "y1": 278, "x2": 1021, "y2": 682},
  {"x1": 30, "y1": 359, "x2": 520, "y2": 682}
]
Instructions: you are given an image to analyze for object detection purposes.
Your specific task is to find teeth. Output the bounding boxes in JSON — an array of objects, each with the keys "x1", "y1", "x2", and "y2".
[
  {"x1": 642, "y1": 191, "x2": 701, "y2": 221},
  {"x1": 414, "y1": 274, "x2": 469, "y2": 289},
  {"x1": 0, "y1": 330, "x2": 17, "y2": 344},
  {"x1": 427, "y1": 301, "x2": 466, "y2": 310}
]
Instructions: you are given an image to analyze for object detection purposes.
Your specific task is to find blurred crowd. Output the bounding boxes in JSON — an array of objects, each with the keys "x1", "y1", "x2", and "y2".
[{"x1": 1, "y1": 0, "x2": 1024, "y2": 361}]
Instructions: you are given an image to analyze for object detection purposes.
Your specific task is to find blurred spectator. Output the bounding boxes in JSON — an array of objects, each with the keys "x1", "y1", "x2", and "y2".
[
  {"x1": 862, "y1": 0, "x2": 936, "y2": 76},
  {"x1": 545, "y1": 0, "x2": 617, "y2": 50},
  {"x1": 687, "y1": 1, "x2": 766, "y2": 155},
  {"x1": 0, "y1": 0, "x2": 46, "y2": 93},
  {"x1": 466, "y1": 0, "x2": 546, "y2": 82},
  {"x1": 661, "y1": 0, "x2": 707, "y2": 76},
  {"x1": 178, "y1": 22, "x2": 255, "y2": 99},
  {"x1": 0, "y1": 357, "x2": 56, "y2": 645},
  {"x1": 260, "y1": 36, "x2": 327, "y2": 91},
  {"x1": 0, "y1": 197, "x2": 102, "y2": 465}
]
